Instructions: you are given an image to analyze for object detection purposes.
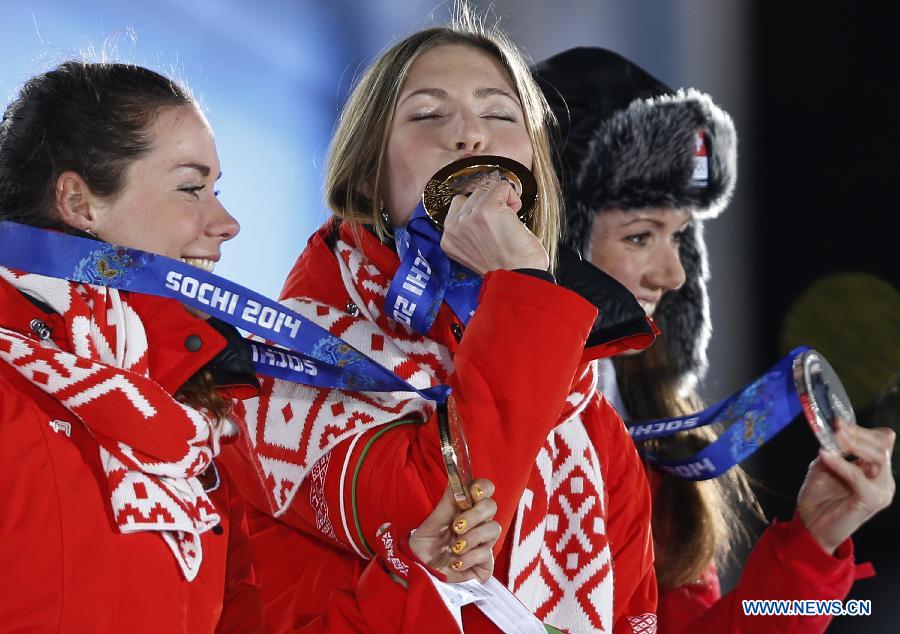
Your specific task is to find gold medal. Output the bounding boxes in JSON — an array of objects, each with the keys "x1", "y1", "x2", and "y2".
[
  {"x1": 422, "y1": 155, "x2": 538, "y2": 228},
  {"x1": 438, "y1": 395, "x2": 475, "y2": 510}
]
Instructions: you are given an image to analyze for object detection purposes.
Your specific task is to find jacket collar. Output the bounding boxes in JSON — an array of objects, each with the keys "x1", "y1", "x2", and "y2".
[
  {"x1": 0, "y1": 276, "x2": 69, "y2": 350},
  {"x1": 124, "y1": 291, "x2": 227, "y2": 394},
  {"x1": 314, "y1": 217, "x2": 657, "y2": 358},
  {"x1": 0, "y1": 275, "x2": 226, "y2": 395}
]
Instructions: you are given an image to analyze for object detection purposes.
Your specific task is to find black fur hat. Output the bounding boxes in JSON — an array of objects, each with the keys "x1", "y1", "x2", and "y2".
[{"x1": 533, "y1": 47, "x2": 738, "y2": 387}]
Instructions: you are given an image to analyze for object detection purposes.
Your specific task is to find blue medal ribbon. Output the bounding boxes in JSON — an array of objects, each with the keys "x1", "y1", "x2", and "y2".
[
  {"x1": 628, "y1": 347, "x2": 809, "y2": 480},
  {"x1": 0, "y1": 221, "x2": 448, "y2": 402},
  {"x1": 387, "y1": 202, "x2": 482, "y2": 334}
]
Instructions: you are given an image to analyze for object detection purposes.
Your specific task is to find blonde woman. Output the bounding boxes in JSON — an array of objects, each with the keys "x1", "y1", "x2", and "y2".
[{"x1": 222, "y1": 13, "x2": 659, "y2": 634}]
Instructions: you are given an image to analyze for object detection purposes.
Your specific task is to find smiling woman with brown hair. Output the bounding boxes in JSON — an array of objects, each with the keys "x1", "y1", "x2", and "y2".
[
  {"x1": 0, "y1": 59, "x2": 505, "y2": 634},
  {"x1": 0, "y1": 60, "x2": 261, "y2": 633}
]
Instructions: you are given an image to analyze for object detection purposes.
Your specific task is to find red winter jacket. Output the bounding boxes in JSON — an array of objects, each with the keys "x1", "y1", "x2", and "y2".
[
  {"x1": 0, "y1": 272, "x2": 466, "y2": 633},
  {"x1": 221, "y1": 221, "x2": 658, "y2": 632},
  {"x1": 0, "y1": 278, "x2": 264, "y2": 633},
  {"x1": 656, "y1": 507, "x2": 858, "y2": 633}
]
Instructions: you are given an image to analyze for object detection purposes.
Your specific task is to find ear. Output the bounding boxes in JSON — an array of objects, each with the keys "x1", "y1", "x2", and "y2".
[
  {"x1": 55, "y1": 171, "x2": 102, "y2": 233},
  {"x1": 358, "y1": 180, "x2": 374, "y2": 200}
]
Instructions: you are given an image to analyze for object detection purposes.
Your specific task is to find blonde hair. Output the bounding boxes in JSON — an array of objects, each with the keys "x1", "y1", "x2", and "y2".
[{"x1": 323, "y1": 6, "x2": 561, "y2": 267}]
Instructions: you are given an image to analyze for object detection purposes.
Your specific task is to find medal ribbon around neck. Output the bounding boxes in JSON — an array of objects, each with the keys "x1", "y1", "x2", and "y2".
[
  {"x1": 386, "y1": 155, "x2": 537, "y2": 336},
  {"x1": 388, "y1": 201, "x2": 482, "y2": 334},
  {"x1": 0, "y1": 220, "x2": 449, "y2": 403},
  {"x1": 628, "y1": 346, "x2": 852, "y2": 480}
]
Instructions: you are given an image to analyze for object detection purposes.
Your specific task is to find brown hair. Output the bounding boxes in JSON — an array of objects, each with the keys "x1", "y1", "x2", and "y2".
[
  {"x1": 615, "y1": 333, "x2": 762, "y2": 590},
  {"x1": 0, "y1": 61, "x2": 229, "y2": 423},
  {"x1": 175, "y1": 367, "x2": 234, "y2": 424},
  {"x1": 323, "y1": 5, "x2": 561, "y2": 267},
  {"x1": 0, "y1": 61, "x2": 192, "y2": 231}
]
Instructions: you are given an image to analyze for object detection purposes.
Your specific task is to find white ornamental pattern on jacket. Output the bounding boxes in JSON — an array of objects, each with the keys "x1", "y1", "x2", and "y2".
[
  {"x1": 508, "y1": 362, "x2": 616, "y2": 633},
  {"x1": 235, "y1": 235, "x2": 621, "y2": 633},
  {"x1": 0, "y1": 267, "x2": 221, "y2": 581},
  {"x1": 236, "y1": 238, "x2": 453, "y2": 517}
]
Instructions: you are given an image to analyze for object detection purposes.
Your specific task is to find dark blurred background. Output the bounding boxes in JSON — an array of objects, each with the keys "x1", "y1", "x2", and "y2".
[
  {"x1": 2, "y1": 1, "x2": 897, "y2": 630},
  {"x1": 749, "y1": 4, "x2": 898, "y2": 632}
]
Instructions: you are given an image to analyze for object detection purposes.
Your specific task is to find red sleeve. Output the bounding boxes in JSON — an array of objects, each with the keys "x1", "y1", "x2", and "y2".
[
  {"x1": 247, "y1": 269, "x2": 598, "y2": 631},
  {"x1": 656, "y1": 564, "x2": 721, "y2": 632},
  {"x1": 589, "y1": 396, "x2": 658, "y2": 632},
  {"x1": 658, "y1": 514, "x2": 856, "y2": 634},
  {"x1": 215, "y1": 470, "x2": 265, "y2": 633},
  {"x1": 279, "y1": 271, "x2": 599, "y2": 559},
  {"x1": 449, "y1": 270, "x2": 599, "y2": 551},
  {"x1": 371, "y1": 270, "x2": 597, "y2": 555},
  {"x1": 294, "y1": 558, "x2": 463, "y2": 633},
  {"x1": 244, "y1": 500, "x2": 502, "y2": 634},
  {"x1": 235, "y1": 271, "x2": 597, "y2": 628},
  {"x1": 293, "y1": 526, "x2": 466, "y2": 633}
]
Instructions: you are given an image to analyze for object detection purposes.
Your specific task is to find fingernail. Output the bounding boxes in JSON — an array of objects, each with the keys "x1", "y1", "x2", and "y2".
[
  {"x1": 451, "y1": 539, "x2": 467, "y2": 555},
  {"x1": 453, "y1": 518, "x2": 468, "y2": 534},
  {"x1": 473, "y1": 484, "x2": 485, "y2": 499},
  {"x1": 450, "y1": 560, "x2": 464, "y2": 571}
]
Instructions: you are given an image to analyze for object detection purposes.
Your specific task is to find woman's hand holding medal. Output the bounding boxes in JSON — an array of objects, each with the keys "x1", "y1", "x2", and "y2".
[
  {"x1": 797, "y1": 422, "x2": 896, "y2": 554},
  {"x1": 440, "y1": 176, "x2": 548, "y2": 275},
  {"x1": 408, "y1": 478, "x2": 501, "y2": 583}
]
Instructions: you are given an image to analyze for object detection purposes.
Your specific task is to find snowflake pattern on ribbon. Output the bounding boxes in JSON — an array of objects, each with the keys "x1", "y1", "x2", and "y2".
[
  {"x1": 72, "y1": 245, "x2": 151, "y2": 289},
  {"x1": 725, "y1": 371, "x2": 779, "y2": 463}
]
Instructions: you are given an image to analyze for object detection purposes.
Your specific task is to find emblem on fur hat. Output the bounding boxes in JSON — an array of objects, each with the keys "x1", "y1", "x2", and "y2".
[{"x1": 533, "y1": 47, "x2": 738, "y2": 386}]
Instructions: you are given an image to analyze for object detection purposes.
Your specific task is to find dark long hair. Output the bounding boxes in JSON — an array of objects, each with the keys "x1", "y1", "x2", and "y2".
[
  {"x1": 614, "y1": 333, "x2": 762, "y2": 590},
  {"x1": 0, "y1": 61, "x2": 230, "y2": 420}
]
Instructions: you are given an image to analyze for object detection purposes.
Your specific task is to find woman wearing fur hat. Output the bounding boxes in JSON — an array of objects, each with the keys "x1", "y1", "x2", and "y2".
[{"x1": 533, "y1": 47, "x2": 895, "y2": 633}]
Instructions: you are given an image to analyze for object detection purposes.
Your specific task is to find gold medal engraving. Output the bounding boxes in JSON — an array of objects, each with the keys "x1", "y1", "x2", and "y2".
[{"x1": 422, "y1": 155, "x2": 538, "y2": 227}]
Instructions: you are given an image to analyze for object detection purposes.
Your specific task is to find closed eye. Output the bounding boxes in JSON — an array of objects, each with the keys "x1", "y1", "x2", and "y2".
[
  {"x1": 482, "y1": 111, "x2": 517, "y2": 122},
  {"x1": 410, "y1": 112, "x2": 442, "y2": 121}
]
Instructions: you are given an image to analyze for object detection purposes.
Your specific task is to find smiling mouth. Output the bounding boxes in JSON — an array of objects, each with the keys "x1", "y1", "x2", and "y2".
[
  {"x1": 638, "y1": 300, "x2": 656, "y2": 315},
  {"x1": 181, "y1": 257, "x2": 216, "y2": 273}
]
